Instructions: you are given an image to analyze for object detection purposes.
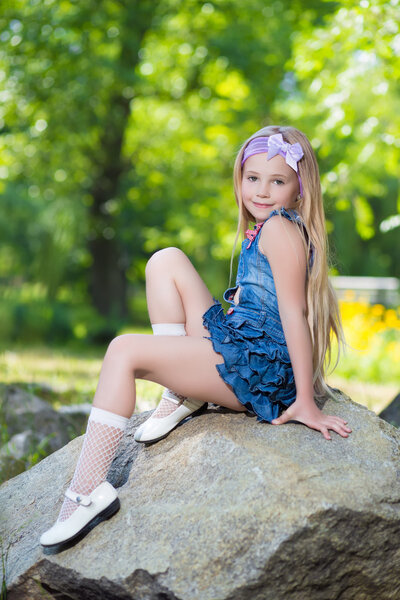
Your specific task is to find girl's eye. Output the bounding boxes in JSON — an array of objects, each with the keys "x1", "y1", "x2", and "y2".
[
  {"x1": 273, "y1": 179, "x2": 284, "y2": 185},
  {"x1": 248, "y1": 176, "x2": 258, "y2": 182}
]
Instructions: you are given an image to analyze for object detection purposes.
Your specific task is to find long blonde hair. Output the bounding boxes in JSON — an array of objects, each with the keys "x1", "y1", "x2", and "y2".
[{"x1": 232, "y1": 125, "x2": 344, "y2": 398}]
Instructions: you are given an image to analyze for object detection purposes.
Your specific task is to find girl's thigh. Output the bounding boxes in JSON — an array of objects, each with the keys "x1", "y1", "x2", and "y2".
[{"x1": 112, "y1": 333, "x2": 247, "y2": 412}]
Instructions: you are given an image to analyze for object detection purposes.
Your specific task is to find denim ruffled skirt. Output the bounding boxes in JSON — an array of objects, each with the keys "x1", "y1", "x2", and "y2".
[{"x1": 203, "y1": 301, "x2": 296, "y2": 422}]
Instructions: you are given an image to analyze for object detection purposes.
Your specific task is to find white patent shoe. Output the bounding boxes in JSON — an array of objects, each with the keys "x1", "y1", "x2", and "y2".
[
  {"x1": 40, "y1": 481, "x2": 120, "y2": 550},
  {"x1": 134, "y1": 395, "x2": 207, "y2": 444}
]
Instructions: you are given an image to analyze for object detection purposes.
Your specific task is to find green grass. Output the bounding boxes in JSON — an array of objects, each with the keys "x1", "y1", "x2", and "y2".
[{"x1": 0, "y1": 332, "x2": 163, "y2": 414}]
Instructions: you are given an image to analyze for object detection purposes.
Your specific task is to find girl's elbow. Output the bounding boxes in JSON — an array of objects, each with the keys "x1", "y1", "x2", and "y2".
[{"x1": 280, "y1": 304, "x2": 307, "y2": 320}]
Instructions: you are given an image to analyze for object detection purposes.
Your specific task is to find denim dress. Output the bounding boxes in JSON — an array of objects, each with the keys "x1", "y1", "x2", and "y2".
[{"x1": 203, "y1": 207, "x2": 313, "y2": 422}]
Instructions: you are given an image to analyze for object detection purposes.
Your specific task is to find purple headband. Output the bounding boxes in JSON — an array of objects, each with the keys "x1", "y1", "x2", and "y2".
[{"x1": 241, "y1": 133, "x2": 304, "y2": 197}]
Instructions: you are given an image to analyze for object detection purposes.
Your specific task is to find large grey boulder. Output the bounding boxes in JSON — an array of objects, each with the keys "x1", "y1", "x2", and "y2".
[{"x1": 1, "y1": 390, "x2": 400, "y2": 600}]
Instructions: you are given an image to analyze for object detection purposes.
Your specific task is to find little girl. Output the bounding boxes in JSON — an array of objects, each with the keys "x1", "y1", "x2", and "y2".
[{"x1": 40, "y1": 125, "x2": 352, "y2": 550}]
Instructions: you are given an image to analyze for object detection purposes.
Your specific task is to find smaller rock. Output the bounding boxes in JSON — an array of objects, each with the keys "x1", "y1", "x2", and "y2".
[
  {"x1": 379, "y1": 393, "x2": 400, "y2": 428},
  {"x1": 0, "y1": 430, "x2": 40, "y2": 483},
  {"x1": 0, "y1": 385, "x2": 91, "y2": 484},
  {"x1": 0, "y1": 384, "x2": 89, "y2": 454},
  {"x1": 0, "y1": 455, "x2": 26, "y2": 482},
  {"x1": 58, "y1": 403, "x2": 92, "y2": 434},
  {"x1": 0, "y1": 431, "x2": 34, "y2": 460},
  {"x1": 58, "y1": 403, "x2": 92, "y2": 416}
]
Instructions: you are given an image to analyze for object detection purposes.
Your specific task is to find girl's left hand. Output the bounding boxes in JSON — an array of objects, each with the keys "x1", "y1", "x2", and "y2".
[{"x1": 271, "y1": 399, "x2": 352, "y2": 440}]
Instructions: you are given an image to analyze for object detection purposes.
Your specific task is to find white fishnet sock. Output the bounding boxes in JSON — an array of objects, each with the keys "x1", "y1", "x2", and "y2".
[
  {"x1": 152, "y1": 389, "x2": 187, "y2": 419},
  {"x1": 57, "y1": 407, "x2": 128, "y2": 522},
  {"x1": 151, "y1": 323, "x2": 189, "y2": 419}
]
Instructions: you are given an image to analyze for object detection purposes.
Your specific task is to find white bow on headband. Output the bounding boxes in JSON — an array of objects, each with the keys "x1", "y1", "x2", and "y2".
[{"x1": 266, "y1": 134, "x2": 304, "y2": 173}]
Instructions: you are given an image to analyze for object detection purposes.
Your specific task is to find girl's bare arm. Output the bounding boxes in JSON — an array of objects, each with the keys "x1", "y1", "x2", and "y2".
[{"x1": 259, "y1": 217, "x2": 351, "y2": 440}]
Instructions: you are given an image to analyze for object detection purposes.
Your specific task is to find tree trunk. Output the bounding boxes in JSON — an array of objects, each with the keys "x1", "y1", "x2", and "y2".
[
  {"x1": 88, "y1": 1, "x2": 155, "y2": 322},
  {"x1": 88, "y1": 93, "x2": 130, "y2": 321}
]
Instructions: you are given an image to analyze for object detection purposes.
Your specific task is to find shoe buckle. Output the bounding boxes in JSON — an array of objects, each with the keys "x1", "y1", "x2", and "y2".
[{"x1": 64, "y1": 488, "x2": 92, "y2": 507}]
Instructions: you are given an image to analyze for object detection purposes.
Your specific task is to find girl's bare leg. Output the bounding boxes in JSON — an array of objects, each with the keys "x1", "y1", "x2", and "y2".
[
  {"x1": 94, "y1": 334, "x2": 245, "y2": 415},
  {"x1": 57, "y1": 249, "x2": 243, "y2": 521},
  {"x1": 145, "y1": 247, "x2": 214, "y2": 337},
  {"x1": 143, "y1": 247, "x2": 218, "y2": 417},
  {"x1": 56, "y1": 407, "x2": 128, "y2": 522},
  {"x1": 41, "y1": 249, "x2": 242, "y2": 544},
  {"x1": 55, "y1": 327, "x2": 244, "y2": 524},
  {"x1": 94, "y1": 247, "x2": 246, "y2": 416}
]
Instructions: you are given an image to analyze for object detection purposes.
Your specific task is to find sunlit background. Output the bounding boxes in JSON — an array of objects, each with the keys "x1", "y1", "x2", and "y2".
[{"x1": 1, "y1": 0, "x2": 399, "y2": 431}]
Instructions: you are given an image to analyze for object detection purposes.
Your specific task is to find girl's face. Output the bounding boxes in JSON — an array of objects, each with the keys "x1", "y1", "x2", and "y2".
[{"x1": 241, "y1": 153, "x2": 300, "y2": 222}]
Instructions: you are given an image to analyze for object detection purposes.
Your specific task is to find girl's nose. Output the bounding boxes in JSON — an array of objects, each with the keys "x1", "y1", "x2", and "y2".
[{"x1": 257, "y1": 182, "x2": 270, "y2": 197}]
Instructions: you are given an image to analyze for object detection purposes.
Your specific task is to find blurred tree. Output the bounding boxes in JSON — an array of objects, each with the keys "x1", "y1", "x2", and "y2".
[{"x1": 1, "y1": 0, "x2": 155, "y2": 320}]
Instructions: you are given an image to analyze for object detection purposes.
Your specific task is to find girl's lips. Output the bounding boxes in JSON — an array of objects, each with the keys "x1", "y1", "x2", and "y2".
[{"x1": 253, "y1": 202, "x2": 273, "y2": 208}]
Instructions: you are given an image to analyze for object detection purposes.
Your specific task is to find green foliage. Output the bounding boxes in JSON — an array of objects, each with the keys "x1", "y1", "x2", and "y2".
[
  {"x1": 0, "y1": 283, "x2": 122, "y2": 343},
  {"x1": 277, "y1": 0, "x2": 400, "y2": 276}
]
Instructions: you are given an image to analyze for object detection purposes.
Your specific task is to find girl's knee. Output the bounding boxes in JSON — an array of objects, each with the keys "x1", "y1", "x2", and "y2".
[
  {"x1": 145, "y1": 247, "x2": 186, "y2": 277},
  {"x1": 106, "y1": 334, "x2": 137, "y2": 363}
]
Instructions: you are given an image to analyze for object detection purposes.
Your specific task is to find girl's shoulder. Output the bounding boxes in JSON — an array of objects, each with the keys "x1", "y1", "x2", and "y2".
[
  {"x1": 258, "y1": 207, "x2": 309, "y2": 264},
  {"x1": 259, "y1": 208, "x2": 306, "y2": 242}
]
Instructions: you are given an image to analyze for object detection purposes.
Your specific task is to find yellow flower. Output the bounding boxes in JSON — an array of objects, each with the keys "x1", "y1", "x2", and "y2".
[
  {"x1": 370, "y1": 304, "x2": 385, "y2": 317},
  {"x1": 384, "y1": 309, "x2": 400, "y2": 329}
]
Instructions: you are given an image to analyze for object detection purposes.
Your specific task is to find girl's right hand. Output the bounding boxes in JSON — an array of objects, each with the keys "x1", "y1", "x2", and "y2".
[{"x1": 271, "y1": 399, "x2": 352, "y2": 440}]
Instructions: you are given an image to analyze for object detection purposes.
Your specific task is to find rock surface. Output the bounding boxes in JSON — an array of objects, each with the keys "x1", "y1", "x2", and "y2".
[{"x1": 1, "y1": 390, "x2": 400, "y2": 600}]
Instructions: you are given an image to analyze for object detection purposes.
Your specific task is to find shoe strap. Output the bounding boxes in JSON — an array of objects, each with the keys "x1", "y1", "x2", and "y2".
[
  {"x1": 183, "y1": 398, "x2": 207, "y2": 411},
  {"x1": 64, "y1": 488, "x2": 92, "y2": 507}
]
